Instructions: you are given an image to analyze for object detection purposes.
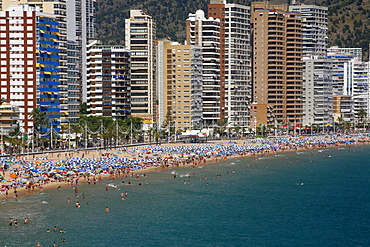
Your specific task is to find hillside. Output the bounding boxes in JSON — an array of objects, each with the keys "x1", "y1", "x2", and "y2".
[{"x1": 95, "y1": 0, "x2": 370, "y2": 60}]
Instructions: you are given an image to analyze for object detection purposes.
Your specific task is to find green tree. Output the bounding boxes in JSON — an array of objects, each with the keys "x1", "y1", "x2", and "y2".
[
  {"x1": 357, "y1": 108, "x2": 366, "y2": 129},
  {"x1": 29, "y1": 108, "x2": 49, "y2": 148},
  {"x1": 80, "y1": 102, "x2": 88, "y2": 115}
]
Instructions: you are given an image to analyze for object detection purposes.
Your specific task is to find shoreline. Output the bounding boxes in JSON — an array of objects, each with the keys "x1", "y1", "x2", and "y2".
[{"x1": 1, "y1": 135, "x2": 368, "y2": 201}]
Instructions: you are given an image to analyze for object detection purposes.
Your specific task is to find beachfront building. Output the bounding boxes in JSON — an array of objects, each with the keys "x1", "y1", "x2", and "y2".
[
  {"x1": 67, "y1": 0, "x2": 96, "y2": 104},
  {"x1": 2, "y1": 0, "x2": 68, "y2": 125},
  {"x1": 250, "y1": 2, "x2": 303, "y2": 129},
  {"x1": 86, "y1": 41, "x2": 131, "y2": 120},
  {"x1": 333, "y1": 95, "x2": 353, "y2": 123},
  {"x1": 66, "y1": 41, "x2": 80, "y2": 122},
  {"x1": 125, "y1": 10, "x2": 156, "y2": 129},
  {"x1": 327, "y1": 53, "x2": 354, "y2": 96},
  {"x1": 289, "y1": 4, "x2": 333, "y2": 127},
  {"x1": 0, "y1": 5, "x2": 61, "y2": 134},
  {"x1": 156, "y1": 40, "x2": 195, "y2": 132},
  {"x1": 186, "y1": 10, "x2": 221, "y2": 128},
  {"x1": 0, "y1": 102, "x2": 20, "y2": 134},
  {"x1": 343, "y1": 60, "x2": 370, "y2": 121},
  {"x1": 327, "y1": 47, "x2": 361, "y2": 122},
  {"x1": 207, "y1": 0, "x2": 251, "y2": 128},
  {"x1": 190, "y1": 45, "x2": 204, "y2": 129}
]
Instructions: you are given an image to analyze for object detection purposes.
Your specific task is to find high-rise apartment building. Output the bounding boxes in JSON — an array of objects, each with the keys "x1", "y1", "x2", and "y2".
[
  {"x1": 186, "y1": 10, "x2": 221, "y2": 128},
  {"x1": 157, "y1": 40, "x2": 194, "y2": 131},
  {"x1": 250, "y1": 2, "x2": 303, "y2": 128},
  {"x1": 67, "y1": 40, "x2": 80, "y2": 122},
  {"x1": 289, "y1": 4, "x2": 332, "y2": 127},
  {"x1": 2, "y1": 0, "x2": 68, "y2": 124},
  {"x1": 344, "y1": 60, "x2": 369, "y2": 118},
  {"x1": 0, "y1": 5, "x2": 61, "y2": 133},
  {"x1": 207, "y1": 0, "x2": 251, "y2": 128},
  {"x1": 327, "y1": 52, "x2": 357, "y2": 96},
  {"x1": 86, "y1": 42, "x2": 131, "y2": 119},
  {"x1": 125, "y1": 10, "x2": 156, "y2": 128},
  {"x1": 67, "y1": 0, "x2": 96, "y2": 104},
  {"x1": 289, "y1": 4, "x2": 328, "y2": 59},
  {"x1": 190, "y1": 45, "x2": 204, "y2": 129}
]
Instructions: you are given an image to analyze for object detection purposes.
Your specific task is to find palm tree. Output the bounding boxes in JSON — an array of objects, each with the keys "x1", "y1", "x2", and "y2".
[
  {"x1": 29, "y1": 108, "x2": 49, "y2": 148},
  {"x1": 30, "y1": 108, "x2": 49, "y2": 130},
  {"x1": 6, "y1": 126, "x2": 22, "y2": 157},
  {"x1": 357, "y1": 108, "x2": 366, "y2": 130},
  {"x1": 70, "y1": 123, "x2": 82, "y2": 148}
]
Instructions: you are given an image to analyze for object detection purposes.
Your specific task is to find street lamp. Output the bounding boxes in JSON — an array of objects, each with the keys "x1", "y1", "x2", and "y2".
[
  {"x1": 130, "y1": 119, "x2": 133, "y2": 145},
  {"x1": 100, "y1": 120, "x2": 103, "y2": 149}
]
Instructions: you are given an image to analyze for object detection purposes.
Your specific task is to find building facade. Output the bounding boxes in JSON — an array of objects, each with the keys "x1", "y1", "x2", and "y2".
[
  {"x1": 2, "y1": 0, "x2": 68, "y2": 125},
  {"x1": 157, "y1": 40, "x2": 194, "y2": 132},
  {"x1": 289, "y1": 4, "x2": 333, "y2": 127},
  {"x1": 344, "y1": 60, "x2": 369, "y2": 120},
  {"x1": 250, "y1": 2, "x2": 303, "y2": 128},
  {"x1": 208, "y1": 0, "x2": 251, "y2": 128},
  {"x1": 0, "y1": 5, "x2": 61, "y2": 133},
  {"x1": 86, "y1": 42, "x2": 131, "y2": 120},
  {"x1": 125, "y1": 10, "x2": 156, "y2": 128},
  {"x1": 0, "y1": 102, "x2": 20, "y2": 134},
  {"x1": 67, "y1": 0, "x2": 96, "y2": 104},
  {"x1": 186, "y1": 10, "x2": 221, "y2": 128}
]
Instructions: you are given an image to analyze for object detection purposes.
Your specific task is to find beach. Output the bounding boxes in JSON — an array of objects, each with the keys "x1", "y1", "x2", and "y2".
[
  {"x1": 0, "y1": 134, "x2": 367, "y2": 200},
  {"x1": 1, "y1": 136, "x2": 370, "y2": 246}
]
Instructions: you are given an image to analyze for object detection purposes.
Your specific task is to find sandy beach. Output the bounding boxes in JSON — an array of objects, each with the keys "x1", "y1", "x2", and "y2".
[{"x1": 1, "y1": 135, "x2": 367, "y2": 200}]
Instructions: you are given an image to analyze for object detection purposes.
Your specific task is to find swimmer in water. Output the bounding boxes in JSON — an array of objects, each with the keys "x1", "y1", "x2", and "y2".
[
  {"x1": 35, "y1": 242, "x2": 42, "y2": 247},
  {"x1": 105, "y1": 207, "x2": 110, "y2": 212}
]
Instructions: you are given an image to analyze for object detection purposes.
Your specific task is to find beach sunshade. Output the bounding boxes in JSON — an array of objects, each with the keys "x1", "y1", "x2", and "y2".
[{"x1": 10, "y1": 174, "x2": 18, "y2": 179}]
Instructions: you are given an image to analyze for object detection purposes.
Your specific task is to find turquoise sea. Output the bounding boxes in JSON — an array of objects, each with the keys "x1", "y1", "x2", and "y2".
[{"x1": 1, "y1": 145, "x2": 370, "y2": 247}]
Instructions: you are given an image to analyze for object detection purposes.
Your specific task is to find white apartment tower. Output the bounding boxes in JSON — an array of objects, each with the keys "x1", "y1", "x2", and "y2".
[
  {"x1": 125, "y1": 10, "x2": 156, "y2": 127},
  {"x1": 344, "y1": 60, "x2": 369, "y2": 119},
  {"x1": 67, "y1": 0, "x2": 96, "y2": 103},
  {"x1": 290, "y1": 4, "x2": 333, "y2": 127},
  {"x1": 208, "y1": 0, "x2": 251, "y2": 128},
  {"x1": 186, "y1": 10, "x2": 221, "y2": 128}
]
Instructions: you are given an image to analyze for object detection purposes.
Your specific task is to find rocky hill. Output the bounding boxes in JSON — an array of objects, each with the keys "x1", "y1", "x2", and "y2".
[{"x1": 95, "y1": 0, "x2": 370, "y2": 60}]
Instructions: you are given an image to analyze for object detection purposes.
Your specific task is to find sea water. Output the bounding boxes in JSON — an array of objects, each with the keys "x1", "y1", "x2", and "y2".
[{"x1": 0, "y1": 145, "x2": 370, "y2": 247}]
